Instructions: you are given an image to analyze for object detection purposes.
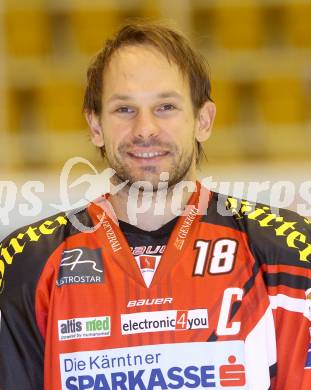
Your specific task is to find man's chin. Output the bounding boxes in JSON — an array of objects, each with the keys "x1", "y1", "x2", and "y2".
[
  {"x1": 110, "y1": 159, "x2": 194, "y2": 192},
  {"x1": 127, "y1": 175, "x2": 194, "y2": 193},
  {"x1": 126, "y1": 177, "x2": 165, "y2": 192}
]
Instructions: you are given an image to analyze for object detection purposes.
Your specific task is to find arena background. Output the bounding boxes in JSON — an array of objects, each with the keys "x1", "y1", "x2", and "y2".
[{"x1": 1, "y1": 0, "x2": 311, "y2": 240}]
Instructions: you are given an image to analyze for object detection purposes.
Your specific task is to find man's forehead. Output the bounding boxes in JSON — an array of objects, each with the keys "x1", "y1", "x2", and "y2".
[
  {"x1": 109, "y1": 44, "x2": 169, "y2": 64},
  {"x1": 102, "y1": 45, "x2": 189, "y2": 101},
  {"x1": 105, "y1": 44, "x2": 183, "y2": 79}
]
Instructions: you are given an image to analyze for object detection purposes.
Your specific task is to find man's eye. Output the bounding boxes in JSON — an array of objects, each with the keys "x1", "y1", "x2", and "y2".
[
  {"x1": 158, "y1": 104, "x2": 176, "y2": 112},
  {"x1": 116, "y1": 106, "x2": 134, "y2": 113}
]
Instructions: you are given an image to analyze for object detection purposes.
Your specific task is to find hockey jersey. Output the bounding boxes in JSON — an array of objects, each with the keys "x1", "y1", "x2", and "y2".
[{"x1": 0, "y1": 183, "x2": 311, "y2": 390}]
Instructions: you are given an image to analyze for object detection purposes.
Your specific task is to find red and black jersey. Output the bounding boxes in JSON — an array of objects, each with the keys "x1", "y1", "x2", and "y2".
[{"x1": 0, "y1": 183, "x2": 311, "y2": 390}]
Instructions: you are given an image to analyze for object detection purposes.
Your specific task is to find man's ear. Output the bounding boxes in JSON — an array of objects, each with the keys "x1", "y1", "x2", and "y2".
[
  {"x1": 195, "y1": 101, "x2": 216, "y2": 143},
  {"x1": 85, "y1": 111, "x2": 104, "y2": 147}
]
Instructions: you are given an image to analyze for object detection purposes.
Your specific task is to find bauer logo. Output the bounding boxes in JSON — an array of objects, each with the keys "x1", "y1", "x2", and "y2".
[
  {"x1": 58, "y1": 316, "x2": 111, "y2": 341},
  {"x1": 121, "y1": 309, "x2": 208, "y2": 335},
  {"x1": 57, "y1": 248, "x2": 104, "y2": 287}
]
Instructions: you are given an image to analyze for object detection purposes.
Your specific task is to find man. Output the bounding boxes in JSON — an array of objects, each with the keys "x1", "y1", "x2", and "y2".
[{"x1": 0, "y1": 22, "x2": 310, "y2": 390}]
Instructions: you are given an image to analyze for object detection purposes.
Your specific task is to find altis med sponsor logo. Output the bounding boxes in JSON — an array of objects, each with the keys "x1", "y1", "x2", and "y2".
[
  {"x1": 58, "y1": 316, "x2": 110, "y2": 341},
  {"x1": 121, "y1": 309, "x2": 208, "y2": 335},
  {"x1": 59, "y1": 341, "x2": 247, "y2": 389}
]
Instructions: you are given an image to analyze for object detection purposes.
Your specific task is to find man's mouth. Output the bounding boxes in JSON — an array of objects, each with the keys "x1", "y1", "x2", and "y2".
[{"x1": 127, "y1": 151, "x2": 169, "y2": 159}]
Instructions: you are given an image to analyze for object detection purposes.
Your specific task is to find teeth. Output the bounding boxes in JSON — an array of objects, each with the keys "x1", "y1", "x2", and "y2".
[{"x1": 132, "y1": 152, "x2": 165, "y2": 158}]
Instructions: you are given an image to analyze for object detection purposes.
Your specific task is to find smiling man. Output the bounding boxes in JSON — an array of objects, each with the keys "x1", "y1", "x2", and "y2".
[
  {"x1": 0, "y1": 22, "x2": 311, "y2": 390},
  {"x1": 83, "y1": 27, "x2": 216, "y2": 230}
]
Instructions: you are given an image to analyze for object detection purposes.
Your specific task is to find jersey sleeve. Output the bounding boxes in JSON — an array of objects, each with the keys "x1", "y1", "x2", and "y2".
[
  {"x1": 226, "y1": 197, "x2": 311, "y2": 389},
  {"x1": 0, "y1": 213, "x2": 68, "y2": 390}
]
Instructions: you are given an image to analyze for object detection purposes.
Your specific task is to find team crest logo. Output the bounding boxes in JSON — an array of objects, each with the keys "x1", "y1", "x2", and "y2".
[
  {"x1": 57, "y1": 247, "x2": 104, "y2": 286},
  {"x1": 135, "y1": 254, "x2": 161, "y2": 287},
  {"x1": 139, "y1": 256, "x2": 156, "y2": 270}
]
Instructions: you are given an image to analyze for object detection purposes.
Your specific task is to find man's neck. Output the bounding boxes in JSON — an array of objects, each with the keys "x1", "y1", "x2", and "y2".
[{"x1": 109, "y1": 180, "x2": 197, "y2": 231}]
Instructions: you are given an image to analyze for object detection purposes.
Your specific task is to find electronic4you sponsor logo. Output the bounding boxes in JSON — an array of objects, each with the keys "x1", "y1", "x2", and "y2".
[
  {"x1": 121, "y1": 309, "x2": 208, "y2": 335},
  {"x1": 58, "y1": 316, "x2": 111, "y2": 341}
]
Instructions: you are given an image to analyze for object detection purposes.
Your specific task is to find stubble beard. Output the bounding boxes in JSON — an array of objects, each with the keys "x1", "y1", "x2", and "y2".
[{"x1": 104, "y1": 144, "x2": 195, "y2": 192}]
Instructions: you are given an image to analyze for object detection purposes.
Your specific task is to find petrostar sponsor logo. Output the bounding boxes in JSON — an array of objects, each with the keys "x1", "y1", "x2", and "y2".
[
  {"x1": 58, "y1": 316, "x2": 111, "y2": 341},
  {"x1": 57, "y1": 247, "x2": 104, "y2": 286},
  {"x1": 121, "y1": 309, "x2": 208, "y2": 335}
]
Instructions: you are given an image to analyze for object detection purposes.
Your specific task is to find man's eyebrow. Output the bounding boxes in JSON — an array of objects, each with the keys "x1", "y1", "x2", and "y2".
[
  {"x1": 156, "y1": 91, "x2": 184, "y2": 100},
  {"x1": 107, "y1": 94, "x2": 132, "y2": 102},
  {"x1": 107, "y1": 91, "x2": 184, "y2": 103}
]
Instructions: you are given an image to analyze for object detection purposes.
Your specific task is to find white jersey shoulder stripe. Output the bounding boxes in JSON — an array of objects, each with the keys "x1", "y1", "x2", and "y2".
[
  {"x1": 269, "y1": 294, "x2": 311, "y2": 320},
  {"x1": 245, "y1": 307, "x2": 276, "y2": 390}
]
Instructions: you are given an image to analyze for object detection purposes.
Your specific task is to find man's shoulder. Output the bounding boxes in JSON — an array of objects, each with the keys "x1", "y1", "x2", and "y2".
[
  {"x1": 204, "y1": 192, "x2": 311, "y2": 267},
  {"x1": 1, "y1": 212, "x2": 68, "y2": 255},
  {"x1": 0, "y1": 208, "x2": 93, "y2": 295}
]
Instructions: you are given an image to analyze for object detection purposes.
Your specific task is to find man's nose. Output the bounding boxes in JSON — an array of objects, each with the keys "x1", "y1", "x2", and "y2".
[{"x1": 132, "y1": 109, "x2": 159, "y2": 139}]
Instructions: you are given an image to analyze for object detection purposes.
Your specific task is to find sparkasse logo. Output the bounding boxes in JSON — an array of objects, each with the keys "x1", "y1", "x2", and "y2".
[{"x1": 58, "y1": 316, "x2": 111, "y2": 341}]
